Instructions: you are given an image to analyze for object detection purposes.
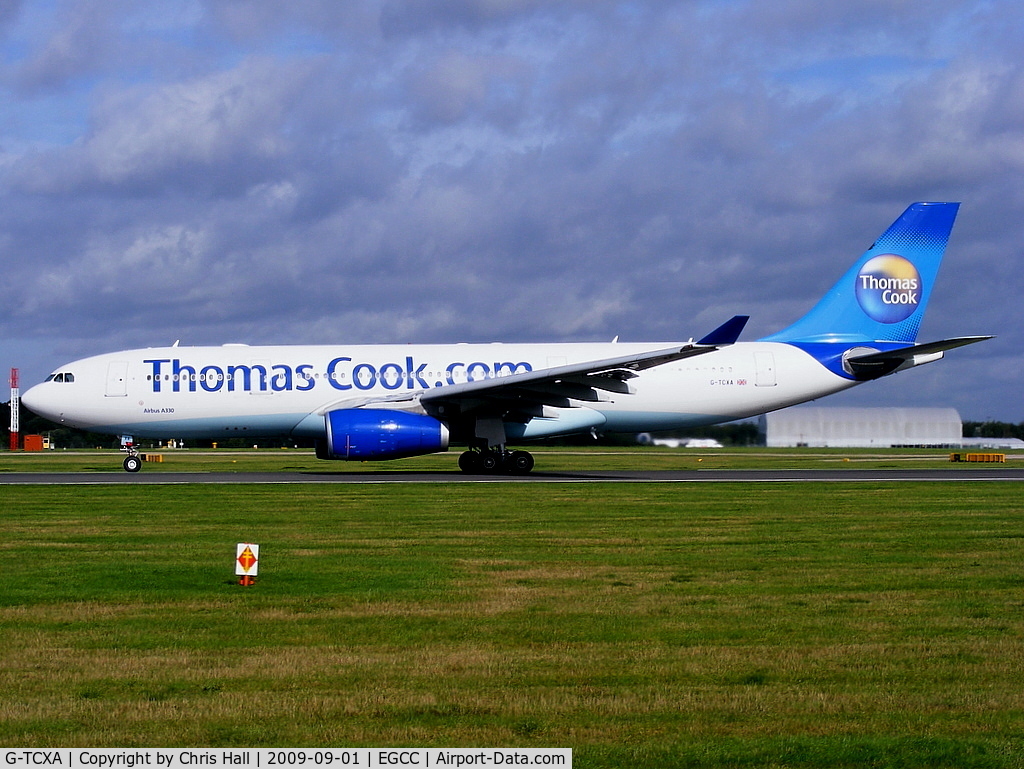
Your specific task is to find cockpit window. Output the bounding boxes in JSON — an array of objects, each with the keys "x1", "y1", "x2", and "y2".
[
  {"x1": 46, "y1": 372, "x2": 75, "y2": 383},
  {"x1": 64, "y1": 373, "x2": 75, "y2": 382}
]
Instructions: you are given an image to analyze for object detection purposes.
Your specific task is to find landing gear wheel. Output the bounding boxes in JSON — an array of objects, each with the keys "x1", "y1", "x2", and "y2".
[
  {"x1": 458, "y1": 451, "x2": 481, "y2": 473},
  {"x1": 123, "y1": 455, "x2": 143, "y2": 473},
  {"x1": 459, "y1": 448, "x2": 535, "y2": 474},
  {"x1": 508, "y1": 450, "x2": 535, "y2": 475}
]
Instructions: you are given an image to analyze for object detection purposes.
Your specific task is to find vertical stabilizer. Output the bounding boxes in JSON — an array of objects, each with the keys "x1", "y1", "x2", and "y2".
[{"x1": 762, "y1": 202, "x2": 959, "y2": 344}]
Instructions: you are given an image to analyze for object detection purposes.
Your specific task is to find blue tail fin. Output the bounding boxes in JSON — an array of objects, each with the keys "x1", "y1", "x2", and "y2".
[{"x1": 761, "y1": 202, "x2": 960, "y2": 344}]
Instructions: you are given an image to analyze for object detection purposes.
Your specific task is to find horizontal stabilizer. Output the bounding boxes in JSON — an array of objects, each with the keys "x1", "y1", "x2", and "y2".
[
  {"x1": 844, "y1": 335, "x2": 993, "y2": 379},
  {"x1": 697, "y1": 315, "x2": 749, "y2": 346}
]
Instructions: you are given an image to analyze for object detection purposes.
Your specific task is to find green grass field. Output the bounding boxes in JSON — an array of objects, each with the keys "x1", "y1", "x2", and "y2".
[{"x1": 1, "y1": 449, "x2": 1023, "y2": 767}]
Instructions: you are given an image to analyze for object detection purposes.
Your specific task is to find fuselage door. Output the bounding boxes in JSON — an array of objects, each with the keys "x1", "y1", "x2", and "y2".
[
  {"x1": 754, "y1": 351, "x2": 777, "y2": 387},
  {"x1": 250, "y1": 359, "x2": 274, "y2": 398},
  {"x1": 105, "y1": 361, "x2": 129, "y2": 397}
]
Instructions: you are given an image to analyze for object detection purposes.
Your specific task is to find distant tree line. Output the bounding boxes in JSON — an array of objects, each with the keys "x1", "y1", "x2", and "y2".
[
  {"x1": 529, "y1": 421, "x2": 763, "y2": 447},
  {"x1": 962, "y1": 420, "x2": 1024, "y2": 440}
]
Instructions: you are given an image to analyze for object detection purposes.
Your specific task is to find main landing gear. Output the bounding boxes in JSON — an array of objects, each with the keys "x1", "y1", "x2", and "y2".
[{"x1": 458, "y1": 448, "x2": 535, "y2": 475}]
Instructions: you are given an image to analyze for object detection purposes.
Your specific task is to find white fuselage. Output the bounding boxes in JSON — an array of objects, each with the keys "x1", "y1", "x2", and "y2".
[{"x1": 22, "y1": 340, "x2": 854, "y2": 440}]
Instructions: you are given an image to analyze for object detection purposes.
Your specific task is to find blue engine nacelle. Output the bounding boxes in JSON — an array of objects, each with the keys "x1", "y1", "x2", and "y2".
[{"x1": 319, "y1": 409, "x2": 449, "y2": 460}]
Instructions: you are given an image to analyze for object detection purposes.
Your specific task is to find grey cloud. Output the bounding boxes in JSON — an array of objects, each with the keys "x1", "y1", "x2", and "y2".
[
  {"x1": 378, "y1": 0, "x2": 584, "y2": 36},
  {"x1": 9, "y1": 0, "x2": 125, "y2": 92},
  {"x1": 0, "y1": 0, "x2": 20, "y2": 29},
  {"x1": 12, "y1": 57, "x2": 319, "y2": 196},
  {"x1": 403, "y1": 49, "x2": 531, "y2": 128}
]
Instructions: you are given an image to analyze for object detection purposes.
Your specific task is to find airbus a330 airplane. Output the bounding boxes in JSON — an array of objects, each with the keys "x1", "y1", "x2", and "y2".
[{"x1": 23, "y1": 202, "x2": 990, "y2": 473}]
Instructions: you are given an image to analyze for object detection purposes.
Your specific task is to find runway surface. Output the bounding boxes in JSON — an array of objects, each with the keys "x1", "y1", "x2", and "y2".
[{"x1": 3, "y1": 467, "x2": 1024, "y2": 484}]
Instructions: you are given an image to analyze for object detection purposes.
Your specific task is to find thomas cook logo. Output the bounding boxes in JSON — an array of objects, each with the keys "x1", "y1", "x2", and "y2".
[{"x1": 855, "y1": 254, "x2": 921, "y2": 323}]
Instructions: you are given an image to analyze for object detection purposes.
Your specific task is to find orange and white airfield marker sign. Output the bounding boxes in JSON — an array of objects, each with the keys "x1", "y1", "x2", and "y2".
[{"x1": 236, "y1": 543, "x2": 259, "y2": 586}]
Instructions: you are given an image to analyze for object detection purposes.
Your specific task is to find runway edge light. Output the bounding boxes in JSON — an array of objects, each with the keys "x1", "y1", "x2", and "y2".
[{"x1": 236, "y1": 543, "x2": 259, "y2": 586}]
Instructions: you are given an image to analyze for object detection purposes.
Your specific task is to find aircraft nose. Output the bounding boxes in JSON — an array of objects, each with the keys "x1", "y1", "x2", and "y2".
[
  {"x1": 21, "y1": 383, "x2": 62, "y2": 422},
  {"x1": 21, "y1": 383, "x2": 40, "y2": 410}
]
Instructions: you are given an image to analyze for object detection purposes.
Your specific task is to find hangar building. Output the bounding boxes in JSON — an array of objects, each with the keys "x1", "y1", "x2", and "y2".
[{"x1": 759, "y1": 407, "x2": 962, "y2": 448}]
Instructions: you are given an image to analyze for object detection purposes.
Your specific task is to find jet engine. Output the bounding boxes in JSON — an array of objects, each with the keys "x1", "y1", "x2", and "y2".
[{"x1": 317, "y1": 409, "x2": 449, "y2": 460}]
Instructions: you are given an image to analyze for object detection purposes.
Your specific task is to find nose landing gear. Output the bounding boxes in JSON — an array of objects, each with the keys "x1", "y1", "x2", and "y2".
[{"x1": 120, "y1": 437, "x2": 142, "y2": 473}]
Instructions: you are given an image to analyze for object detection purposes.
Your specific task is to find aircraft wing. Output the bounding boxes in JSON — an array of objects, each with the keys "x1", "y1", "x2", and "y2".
[
  {"x1": 844, "y1": 335, "x2": 993, "y2": 379},
  {"x1": 311, "y1": 316, "x2": 748, "y2": 418},
  {"x1": 420, "y1": 315, "x2": 749, "y2": 411}
]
